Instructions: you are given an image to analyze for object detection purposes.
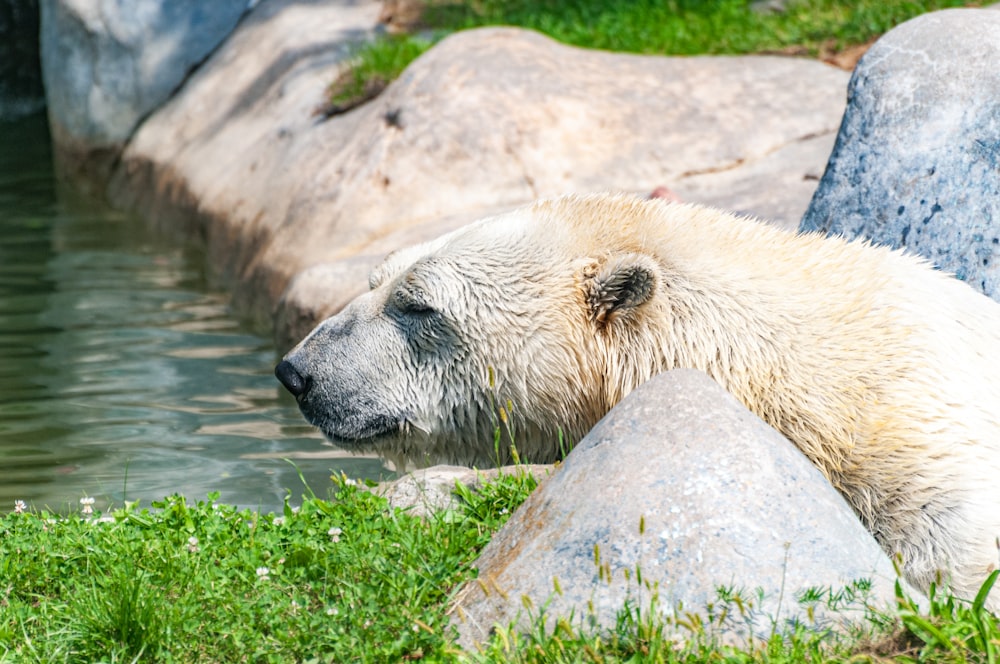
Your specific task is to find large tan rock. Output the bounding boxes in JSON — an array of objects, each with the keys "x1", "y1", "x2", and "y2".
[{"x1": 107, "y1": 3, "x2": 848, "y2": 343}]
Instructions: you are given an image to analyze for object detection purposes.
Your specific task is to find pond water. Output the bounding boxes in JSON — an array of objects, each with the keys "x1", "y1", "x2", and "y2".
[{"x1": 0, "y1": 114, "x2": 390, "y2": 514}]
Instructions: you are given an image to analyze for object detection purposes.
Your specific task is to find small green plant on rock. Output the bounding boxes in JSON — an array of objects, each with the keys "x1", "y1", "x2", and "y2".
[{"x1": 320, "y1": 35, "x2": 434, "y2": 117}]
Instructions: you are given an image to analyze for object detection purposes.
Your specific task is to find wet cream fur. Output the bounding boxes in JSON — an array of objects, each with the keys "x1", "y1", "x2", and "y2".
[{"x1": 285, "y1": 192, "x2": 1000, "y2": 606}]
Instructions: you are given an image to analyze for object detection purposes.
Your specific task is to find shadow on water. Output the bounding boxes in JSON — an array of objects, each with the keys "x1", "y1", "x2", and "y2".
[{"x1": 0, "y1": 114, "x2": 391, "y2": 513}]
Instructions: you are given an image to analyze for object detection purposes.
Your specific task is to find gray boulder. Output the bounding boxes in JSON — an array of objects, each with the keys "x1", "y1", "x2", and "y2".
[
  {"x1": 40, "y1": 0, "x2": 250, "y2": 189},
  {"x1": 799, "y1": 8, "x2": 1000, "y2": 299},
  {"x1": 452, "y1": 369, "x2": 904, "y2": 650}
]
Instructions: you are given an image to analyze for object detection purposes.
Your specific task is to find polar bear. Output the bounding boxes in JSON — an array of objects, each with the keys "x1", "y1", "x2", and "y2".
[{"x1": 276, "y1": 192, "x2": 1000, "y2": 607}]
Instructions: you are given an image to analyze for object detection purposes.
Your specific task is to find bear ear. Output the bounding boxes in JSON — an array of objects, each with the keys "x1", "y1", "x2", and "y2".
[
  {"x1": 370, "y1": 245, "x2": 426, "y2": 289},
  {"x1": 583, "y1": 253, "x2": 660, "y2": 326}
]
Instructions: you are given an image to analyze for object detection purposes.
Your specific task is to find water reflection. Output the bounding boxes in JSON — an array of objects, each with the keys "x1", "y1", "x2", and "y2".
[{"x1": 0, "y1": 115, "x2": 390, "y2": 513}]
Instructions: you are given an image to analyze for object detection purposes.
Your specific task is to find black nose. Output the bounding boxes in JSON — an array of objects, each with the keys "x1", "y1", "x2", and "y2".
[{"x1": 275, "y1": 360, "x2": 310, "y2": 397}]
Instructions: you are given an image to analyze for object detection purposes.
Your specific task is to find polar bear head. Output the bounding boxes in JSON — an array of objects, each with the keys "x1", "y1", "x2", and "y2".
[{"x1": 275, "y1": 194, "x2": 666, "y2": 468}]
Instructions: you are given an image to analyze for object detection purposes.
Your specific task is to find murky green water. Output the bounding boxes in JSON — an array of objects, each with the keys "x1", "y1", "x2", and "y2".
[{"x1": 0, "y1": 114, "x2": 389, "y2": 513}]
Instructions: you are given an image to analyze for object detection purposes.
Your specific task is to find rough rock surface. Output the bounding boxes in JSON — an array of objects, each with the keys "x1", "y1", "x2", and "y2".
[
  {"x1": 40, "y1": 0, "x2": 250, "y2": 190},
  {"x1": 451, "y1": 369, "x2": 903, "y2": 649},
  {"x1": 799, "y1": 8, "x2": 1000, "y2": 299},
  {"x1": 103, "y1": 5, "x2": 848, "y2": 344}
]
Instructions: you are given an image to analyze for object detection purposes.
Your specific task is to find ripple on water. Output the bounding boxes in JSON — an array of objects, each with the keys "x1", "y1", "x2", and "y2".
[{"x1": 0, "y1": 115, "x2": 390, "y2": 513}]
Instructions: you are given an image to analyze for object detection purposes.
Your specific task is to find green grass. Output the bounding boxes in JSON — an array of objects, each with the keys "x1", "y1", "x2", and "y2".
[
  {"x1": 4, "y1": 469, "x2": 1000, "y2": 662},
  {"x1": 326, "y1": 0, "x2": 983, "y2": 111},
  {"x1": 0, "y1": 471, "x2": 537, "y2": 662},
  {"x1": 425, "y1": 0, "x2": 982, "y2": 56}
]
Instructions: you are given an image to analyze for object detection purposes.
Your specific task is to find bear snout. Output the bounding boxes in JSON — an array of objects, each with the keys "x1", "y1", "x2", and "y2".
[{"x1": 275, "y1": 359, "x2": 310, "y2": 397}]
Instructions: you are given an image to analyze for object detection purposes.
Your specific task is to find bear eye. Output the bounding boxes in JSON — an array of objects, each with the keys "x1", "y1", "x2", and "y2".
[
  {"x1": 392, "y1": 288, "x2": 434, "y2": 316},
  {"x1": 403, "y1": 300, "x2": 434, "y2": 315}
]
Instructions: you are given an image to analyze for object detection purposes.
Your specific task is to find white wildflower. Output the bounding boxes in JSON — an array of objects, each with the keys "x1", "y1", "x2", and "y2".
[
  {"x1": 80, "y1": 496, "x2": 95, "y2": 516},
  {"x1": 13, "y1": 500, "x2": 26, "y2": 514},
  {"x1": 187, "y1": 536, "x2": 200, "y2": 553},
  {"x1": 256, "y1": 566, "x2": 270, "y2": 580},
  {"x1": 328, "y1": 527, "x2": 342, "y2": 543},
  {"x1": 326, "y1": 607, "x2": 339, "y2": 616}
]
